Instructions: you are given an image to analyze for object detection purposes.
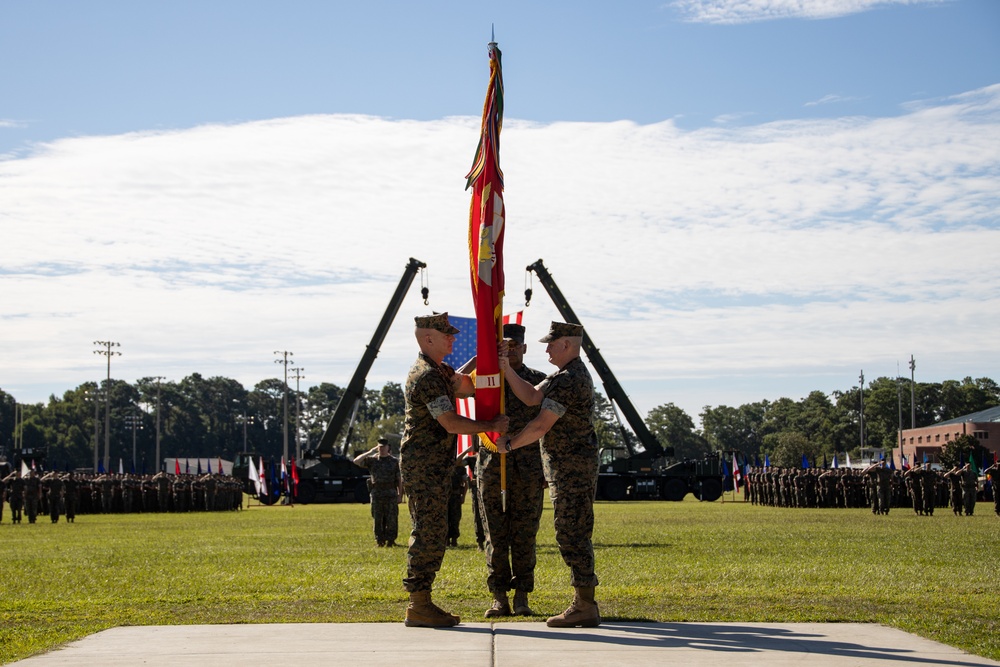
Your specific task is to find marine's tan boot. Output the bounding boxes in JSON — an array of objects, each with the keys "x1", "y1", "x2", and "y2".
[
  {"x1": 545, "y1": 586, "x2": 601, "y2": 628},
  {"x1": 484, "y1": 592, "x2": 512, "y2": 618},
  {"x1": 512, "y1": 589, "x2": 534, "y2": 616},
  {"x1": 404, "y1": 591, "x2": 460, "y2": 627}
]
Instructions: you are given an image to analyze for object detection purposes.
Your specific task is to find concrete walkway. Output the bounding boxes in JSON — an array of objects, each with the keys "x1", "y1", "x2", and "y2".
[{"x1": 9, "y1": 622, "x2": 1000, "y2": 666}]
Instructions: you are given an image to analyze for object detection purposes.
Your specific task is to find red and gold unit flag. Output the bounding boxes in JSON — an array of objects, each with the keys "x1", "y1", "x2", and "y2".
[{"x1": 465, "y1": 40, "x2": 505, "y2": 451}]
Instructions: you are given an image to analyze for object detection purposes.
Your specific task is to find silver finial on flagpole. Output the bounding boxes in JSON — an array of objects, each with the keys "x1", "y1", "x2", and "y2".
[{"x1": 489, "y1": 23, "x2": 497, "y2": 50}]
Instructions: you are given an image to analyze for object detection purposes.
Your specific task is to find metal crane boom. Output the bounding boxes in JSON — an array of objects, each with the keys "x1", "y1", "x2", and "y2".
[
  {"x1": 525, "y1": 259, "x2": 671, "y2": 458},
  {"x1": 316, "y1": 257, "x2": 427, "y2": 453}
]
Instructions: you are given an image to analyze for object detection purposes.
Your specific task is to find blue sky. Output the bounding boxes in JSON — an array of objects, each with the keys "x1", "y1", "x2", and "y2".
[{"x1": 2, "y1": 0, "x2": 999, "y2": 427}]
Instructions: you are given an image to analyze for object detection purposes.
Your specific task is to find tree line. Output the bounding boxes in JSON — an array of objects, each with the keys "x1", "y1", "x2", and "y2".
[
  {"x1": 1, "y1": 374, "x2": 996, "y2": 472},
  {"x1": 0, "y1": 374, "x2": 406, "y2": 472},
  {"x1": 646, "y1": 376, "x2": 999, "y2": 467}
]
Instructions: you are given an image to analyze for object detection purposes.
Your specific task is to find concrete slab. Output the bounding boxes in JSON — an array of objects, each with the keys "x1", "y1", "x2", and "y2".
[{"x1": 8, "y1": 622, "x2": 999, "y2": 667}]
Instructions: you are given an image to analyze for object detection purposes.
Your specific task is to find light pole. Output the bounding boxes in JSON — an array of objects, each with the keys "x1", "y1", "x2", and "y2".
[
  {"x1": 274, "y1": 350, "x2": 293, "y2": 462},
  {"x1": 91, "y1": 387, "x2": 101, "y2": 472},
  {"x1": 150, "y1": 376, "x2": 166, "y2": 472},
  {"x1": 290, "y1": 366, "x2": 305, "y2": 461},
  {"x1": 240, "y1": 409, "x2": 256, "y2": 454},
  {"x1": 125, "y1": 404, "x2": 144, "y2": 470},
  {"x1": 94, "y1": 341, "x2": 121, "y2": 472},
  {"x1": 909, "y1": 355, "x2": 916, "y2": 430},
  {"x1": 859, "y1": 370, "x2": 865, "y2": 454},
  {"x1": 896, "y1": 363, "x2": 903, "y2": 459}
]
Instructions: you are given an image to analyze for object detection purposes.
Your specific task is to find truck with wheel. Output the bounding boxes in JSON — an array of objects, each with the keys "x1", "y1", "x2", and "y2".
[{"x1": 525, "y1": 259, "x2": 745, "y2": 501}]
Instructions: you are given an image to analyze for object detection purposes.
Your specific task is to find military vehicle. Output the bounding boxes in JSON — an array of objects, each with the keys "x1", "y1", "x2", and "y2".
[
  {"x1": 525, "y1": 259, "x2": 745, "y2": 501},
  {"x1": 234, "y1": 258, "x2": 428, "y2": 504}
]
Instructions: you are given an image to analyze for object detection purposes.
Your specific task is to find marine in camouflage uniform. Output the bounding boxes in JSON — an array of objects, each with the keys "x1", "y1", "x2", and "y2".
[
  {"x1": 944, "y1": 466, "x2": 964, "y2": 516},
  {"x1": 399, "y1": 313, "x2": 507, "y2": 628},
  {"x1": 498, "y1": 321, "x2": 601, "y2": 629},
  {"x1": 62, "y1": 472, "x2": 79, "y2": 522},
  {"x1": 903, "y1": 464, "x2": 925, "y2": 515},
  {"x1": 985, "y1": 460, "x2": 1000, "y2": 516},
  {"x1": 920, "y1": 466, "x2": 937, "y2": 515},
  {"x1": 152, "y1": 471, "x2": 171, "y2": 512},
  {"x1": 24, "y1": 470, "x2": 41, "y2": 523},
  {"x1": 354, "y1": 437, "x2": 402, "y2": 547},
  {"x1": 40, "y1": 471, "x2": 64, "y2": 523},
  {"x1": 960, "y1": 464, "x2": 978, "y2": 516},
  {"x1": 446, "y1": 461, "x2": 468, "y2": 546},
  {"x1": 3, "y1": 471, "x2": 24, "y2": 523},
  {"x1": 476, "y1": 323, "x2": 547, "y2": 618},
  {"x1": 463, "y1": 450, "x2": 485, "y2": 550},
  {"x1": 862, "y1": 462, "x2": 892, "y2": 515}
]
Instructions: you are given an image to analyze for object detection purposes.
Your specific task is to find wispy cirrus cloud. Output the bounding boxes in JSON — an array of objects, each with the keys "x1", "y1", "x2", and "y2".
[
  {"x1": 670, "y1": 0, "x2": 947, "y2": 24},
  {"x1": 804, "y1": 93, "x2": 864, "y2": 107},
  {"x1": 1, "y1": 85, "x2": 997, "y2": 420}
]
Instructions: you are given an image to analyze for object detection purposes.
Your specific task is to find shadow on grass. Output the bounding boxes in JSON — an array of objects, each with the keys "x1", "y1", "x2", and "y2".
[{"x1": 492, "y1": 622, "x2": 990, "y2": 666}]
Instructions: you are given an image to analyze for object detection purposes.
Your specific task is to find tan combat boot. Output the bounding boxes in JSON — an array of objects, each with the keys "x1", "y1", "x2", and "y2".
[
  {"x1": 484, "y1": 591, "x2": 511, "y2": 618},
  {"x1": 545, "y1": 586, "x2": 601, "y2": 628},
  {"x1": 512, "y1": 589, "x2": 534, "y2": 616},
  {"x1": 404, "y1": 591, "x2": 460, "y2": 627}
]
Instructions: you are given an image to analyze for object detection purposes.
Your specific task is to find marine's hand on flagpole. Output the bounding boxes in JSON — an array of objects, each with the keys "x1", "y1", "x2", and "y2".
[
  {"x1": 498, "y1": 340, "x2": 510, "y2": 372},
  {"x1": 487, "y1": 415, "x2": 509, "y2": 434}
]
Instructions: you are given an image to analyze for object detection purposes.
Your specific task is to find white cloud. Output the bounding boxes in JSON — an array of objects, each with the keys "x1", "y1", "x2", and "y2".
[
  {"x1": 804, "y1": 94, "x2": 863, "y2": 107},
  {"x1": 1, "y1": 85, "x2": 998, "y2": 423},
  {"x1": 670, "y1": 0, "x2": 947, "y2": 24}
]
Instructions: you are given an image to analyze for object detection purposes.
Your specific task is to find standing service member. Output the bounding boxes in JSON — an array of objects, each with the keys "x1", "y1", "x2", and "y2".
[{"x1": 498, "y1": 321, "x2": 601, "y2": 628}]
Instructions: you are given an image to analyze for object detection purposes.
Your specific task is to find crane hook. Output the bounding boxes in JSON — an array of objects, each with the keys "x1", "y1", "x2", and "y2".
[
  {"x1": 420, "y1": 266, "x2": 430, "y2": 305},
  {"x1": 524, "y1": 268, "x2": 533, "y2": 307}
]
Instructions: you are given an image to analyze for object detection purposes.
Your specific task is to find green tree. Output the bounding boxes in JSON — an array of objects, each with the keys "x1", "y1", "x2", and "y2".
[
  {"x1": 645, "y1": 402, "x2": 709, "y2": 460},
  {"x1": 593, "y1": 392, "x2": 626, "y2": 450},
  {"x1": 377, "y1": 382, "x2": 405, "y2": 419},
  {"x1": 763, "y1": 431, "x2": 819, "y2": 468},
  {"x1": 0, "y1": 388, "x2": 16, "y2": 457},
  {"x1": 863, "y1": 377, "x2": 907, "y2": 450},
  {"x1": 302, "y1": 382, "x2": 345, "y2": 450},
  {"x1": 940, "y1": 434, "x2": 989, "y2": 470}
]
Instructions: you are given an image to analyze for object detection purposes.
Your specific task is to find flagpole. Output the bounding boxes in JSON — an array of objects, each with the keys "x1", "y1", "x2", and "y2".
[{"x1": 468, "y1": 28, "x2": 508, "y2": 510}]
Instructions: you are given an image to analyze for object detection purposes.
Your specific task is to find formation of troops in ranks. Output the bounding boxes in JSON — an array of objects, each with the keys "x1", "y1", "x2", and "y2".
[
  {"x1": 0, "y1": 469, "x2": 245, "y2": 524},
  {"x1": 745, "y1": 460, "x2": 1000, "y2": 517}
]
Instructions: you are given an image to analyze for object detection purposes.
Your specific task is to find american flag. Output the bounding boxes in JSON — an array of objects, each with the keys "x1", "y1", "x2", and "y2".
[{"x1": 451, "y1": 311, "x2": 524, "y2": 457}]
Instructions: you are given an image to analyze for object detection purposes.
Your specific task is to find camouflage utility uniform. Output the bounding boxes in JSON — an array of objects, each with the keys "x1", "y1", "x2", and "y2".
[
  {"x1": 538, "y1": 356, "x2": 600, "y2": 589},
  {"x1": 961, "y1": 465, "x2": 978, "y2": 516},
  {"x1": 359, "y1": 452, "x2": 401, "y2": 546},
  {"x1": 24, "y1": 472, "x2": 41, "y2": 523},
  {"x1": 447, "y1": 462, "x2": 468, "y2": 546},
  {"x1": 63, "y1": 473, "x2": 79, "y2": 522},
  {"x1": 4, "y1": 473, "x2": 24, "y2": 523},
  {"x1": 478, "y1": 363, "x2": 547, "y2": 597},
  {"x1": 985, "y1": 462, "x2": 1000, "y2": 516},
  {"x1": 41, "y1": 471, "x2": 64, "y2": 523},
  {"x1": 400, "y1": 352, "x2": 459, "y2": 593}
]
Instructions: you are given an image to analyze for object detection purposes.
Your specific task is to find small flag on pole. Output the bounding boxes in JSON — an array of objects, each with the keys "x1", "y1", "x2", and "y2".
[
  {"x1": 258, "y1": 457, "x2": 268, "y2": 498},
  {"x1": 248, "y1": 457, "x2": 261, "y2": 496},
  {"x1": 732, "y1": 453, "x2": 741, "y2": 492}
]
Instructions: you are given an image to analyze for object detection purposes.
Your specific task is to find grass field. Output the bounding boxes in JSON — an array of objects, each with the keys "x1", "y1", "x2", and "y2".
[{"x1": 1, "y1": 495, "x2": 998, "y2": 664}]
